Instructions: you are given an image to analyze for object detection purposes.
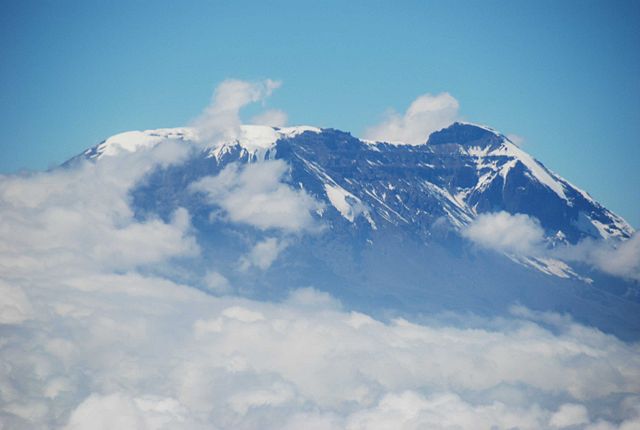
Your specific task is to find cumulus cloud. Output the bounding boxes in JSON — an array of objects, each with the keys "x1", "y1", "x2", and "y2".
[
  {"x1": 239, "y1": 237, "x2": 289, "y2": 271},
  {"x1": 462, "y1": 211, "x2": 545, "y2": 255},
  {"x1": 191, "y1": 78, "x2": 281, "y2": 144},
  {"x1": 364, "y1": 92, "x2": 460, "y2": 145},
  {"x1": 251, "y1": 109, "x2": 288, "y2": 127},
  {"x1": 189, "y1": 160, "x2": 323, "y2": 233}
]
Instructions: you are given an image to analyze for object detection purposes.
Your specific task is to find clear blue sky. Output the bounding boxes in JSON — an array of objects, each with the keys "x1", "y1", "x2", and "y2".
[{"x1": 1, "y1": 0, "x2": 639, "y2": 226}]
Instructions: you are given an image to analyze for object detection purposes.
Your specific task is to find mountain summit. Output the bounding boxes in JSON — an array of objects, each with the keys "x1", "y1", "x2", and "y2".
[{"x1": 69, "y1": 122, "x2": 639, "y2": 338}]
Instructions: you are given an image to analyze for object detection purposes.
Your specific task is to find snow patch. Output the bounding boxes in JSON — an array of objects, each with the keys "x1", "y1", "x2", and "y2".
[
  {"x1": 490, "y1": 142, "x2": 567, "y2": 200},
  {"x1": 324, "y1": 184, "x2": 363, "y2": 222},
  {"x1": 94, "y1": 125, "x2": 321, "y2": 160},
  {"x1": 93, "y1": 128, "x2": 194, "y2": 158}
]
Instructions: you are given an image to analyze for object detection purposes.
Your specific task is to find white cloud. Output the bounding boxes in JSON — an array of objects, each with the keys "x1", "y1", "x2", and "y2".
[
  {"x1": 364, "y1": 92, "x2": 460, "y2": 145},
  {"x1": 1, "y1": 153, "x2": 639, "y2": 429},
  {"x1": 63, "y1": 393, "x2": 203, "y2": 430},
  {"x1": 549, "y1": 403, "x2": 590, "y2": 428},
  {"x1": 0, "y1": 160, "x2": 636, "y2": 428},
  {"x1": 3, "y1": 272, "x2": 640, "y2": 429},
  {"x1": 346, "y1": 392, "x2": 549, "y2": 430},
  {"x1": 189, "y1": 160, "x2": 323, "y2": 233},
  {"x1": 1, "y1": 79, "x2": 639, "y2": 430},
  {"x1": 0, "y1": 281, "x2": 33, "y2": 324},
  {"x1": 191, "y1": 78, "x2": 281, "y2": 145},
  {"x1": 462, "y1": 211, "x2": 545, "y2": 255},
  {"x1": 463, "y1": 212, "x2": 640, "y2": 282},
  {"x1": 251, "y1": 109, "x2": 288, "y2": 127},
  {"x1": 204, "y1": 270, "x2": 232, "y2": 295},
  {"x1": 228, "y1": 382, "x2": 295, "y2": 415},
  {"x1": 239, "y1": 237, "x2": 289, "y2": 271},
  {"x1": 0, "y1": 141, "x2": 198, "y2": 279},
  {"x1": 555, "y1": 233, "x2": 640, "y2": 282}
]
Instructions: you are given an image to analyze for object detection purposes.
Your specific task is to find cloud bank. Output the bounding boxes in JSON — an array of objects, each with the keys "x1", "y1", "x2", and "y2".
[
  {"x1": 3, "y1": 269, "x2": 640, "y2": 429},
  {"x1": 364, "y1": 92, "x2": 460, "y2": 145}
]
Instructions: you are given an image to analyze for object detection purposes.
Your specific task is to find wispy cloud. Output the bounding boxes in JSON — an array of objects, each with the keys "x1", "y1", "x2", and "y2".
[
  {"x1": 554, "y1": 233, "x2": 640, "y2": 281},
  {"x1": 364, "y1": 92, "x2": 459, "y2": 144},
  {"x1": 191, "y1": 78, "x2": 281, "y2": 144},
  {"x1": 462, "y1": 211, "x2": 640, "y2": 281},
  {"x1": 251, "y1": 109, "x2": 288, "y2": 127}
]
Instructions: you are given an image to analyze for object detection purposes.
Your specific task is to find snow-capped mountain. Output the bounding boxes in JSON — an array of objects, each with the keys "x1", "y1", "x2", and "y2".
[
  {"x1": 67, "y1": 122, "x2": 639, "y2": 338},
  {"x1": 80, "y1": 122, "x2": 632, "y2": 242}
]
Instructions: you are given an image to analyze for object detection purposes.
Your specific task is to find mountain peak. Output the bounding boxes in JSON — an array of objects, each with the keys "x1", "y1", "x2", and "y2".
[{"x1": 426, "y1": 122, "x2": 505, "y2": 147}]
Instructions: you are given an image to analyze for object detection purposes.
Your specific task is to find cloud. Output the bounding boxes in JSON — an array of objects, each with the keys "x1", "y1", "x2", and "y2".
[
  {"x1": 0, "y1": 281, "x2": 33, "y2": 324},
  {"x1": 462, "y1": 212, "x2": 640, "y2": 281},
  {"x1": 251, "y1": 109, "x2": 288, "y2": 127},
  {"x1": 554, "y1": 233, "x2": 640, "y2": 282},
  {"x1": 203, "y1": 270, "x2": 232, "y2": 295},
  {"x1": 0, "y1": 141, "x2": 198, "y2": 279},
  {"x1": 0, "y1": 158, "x2": 638, "y2": 428},
  {"x1": 549, "y1": 403, "x2": 590, "y2": 428},
  {"x1": 239, "y1": 237, "x2": 289, "y2": 271},
  {"x1": 364, "y1": 92, "x2": 460, "y2": 145},
  {"x1": 189, "y1": 160, "x2": 323, "y2": 233},
  {"x1": 1, "y1": 79, "x2": 639, "y2": 429},
  {"x1": 346, "y1": 392, "x2": 549, "y2": 430},
  {"x1": 63, "y1": 393, "x2": 203, "y2": 430},
  {"x1": 3, "y1": 271, "x2": 640, "y2": 428},
  {"x1": 462, "y1": 211, "x2": 545, "y2": 255},
  {"x1": 191, "y1": 79, "x2": 281, "y2": 145}
]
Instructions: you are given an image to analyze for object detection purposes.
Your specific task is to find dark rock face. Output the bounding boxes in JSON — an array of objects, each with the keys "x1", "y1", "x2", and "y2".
[
  {"x1": 272, "y1": 123, "x2": 631, "y2": 244},
  {"x1": 426, "y1": 122, "x2": 504, "y2": 147}
]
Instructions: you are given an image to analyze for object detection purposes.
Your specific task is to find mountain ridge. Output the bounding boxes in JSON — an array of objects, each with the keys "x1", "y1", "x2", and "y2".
[{"x1": 76, "y1": 122, "x2": 633, "y2": 241}]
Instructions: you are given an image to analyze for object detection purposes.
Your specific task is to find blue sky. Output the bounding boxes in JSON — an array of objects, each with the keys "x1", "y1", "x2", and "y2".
[{"x1": 1, "y1": 0, "x2": 639, "y2": 226}]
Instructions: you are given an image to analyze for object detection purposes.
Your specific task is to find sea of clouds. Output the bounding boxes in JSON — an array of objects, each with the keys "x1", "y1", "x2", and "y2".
[{"x1": 1, "y1": 80, "x2": 639, "y2": 429}]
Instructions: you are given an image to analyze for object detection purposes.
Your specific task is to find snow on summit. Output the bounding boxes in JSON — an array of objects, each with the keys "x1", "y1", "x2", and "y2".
[
  {"x1": 81, "y1": 121, "x2": 634, "y2": 245},
  {"x1": 89, "y1": 125, "x2": 322, "y2": 159}
]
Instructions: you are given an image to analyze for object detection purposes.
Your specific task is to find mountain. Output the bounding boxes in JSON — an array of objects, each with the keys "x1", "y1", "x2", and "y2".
[{"x1": 67, "y1": 122, "x2": 639, "y2": 339}]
